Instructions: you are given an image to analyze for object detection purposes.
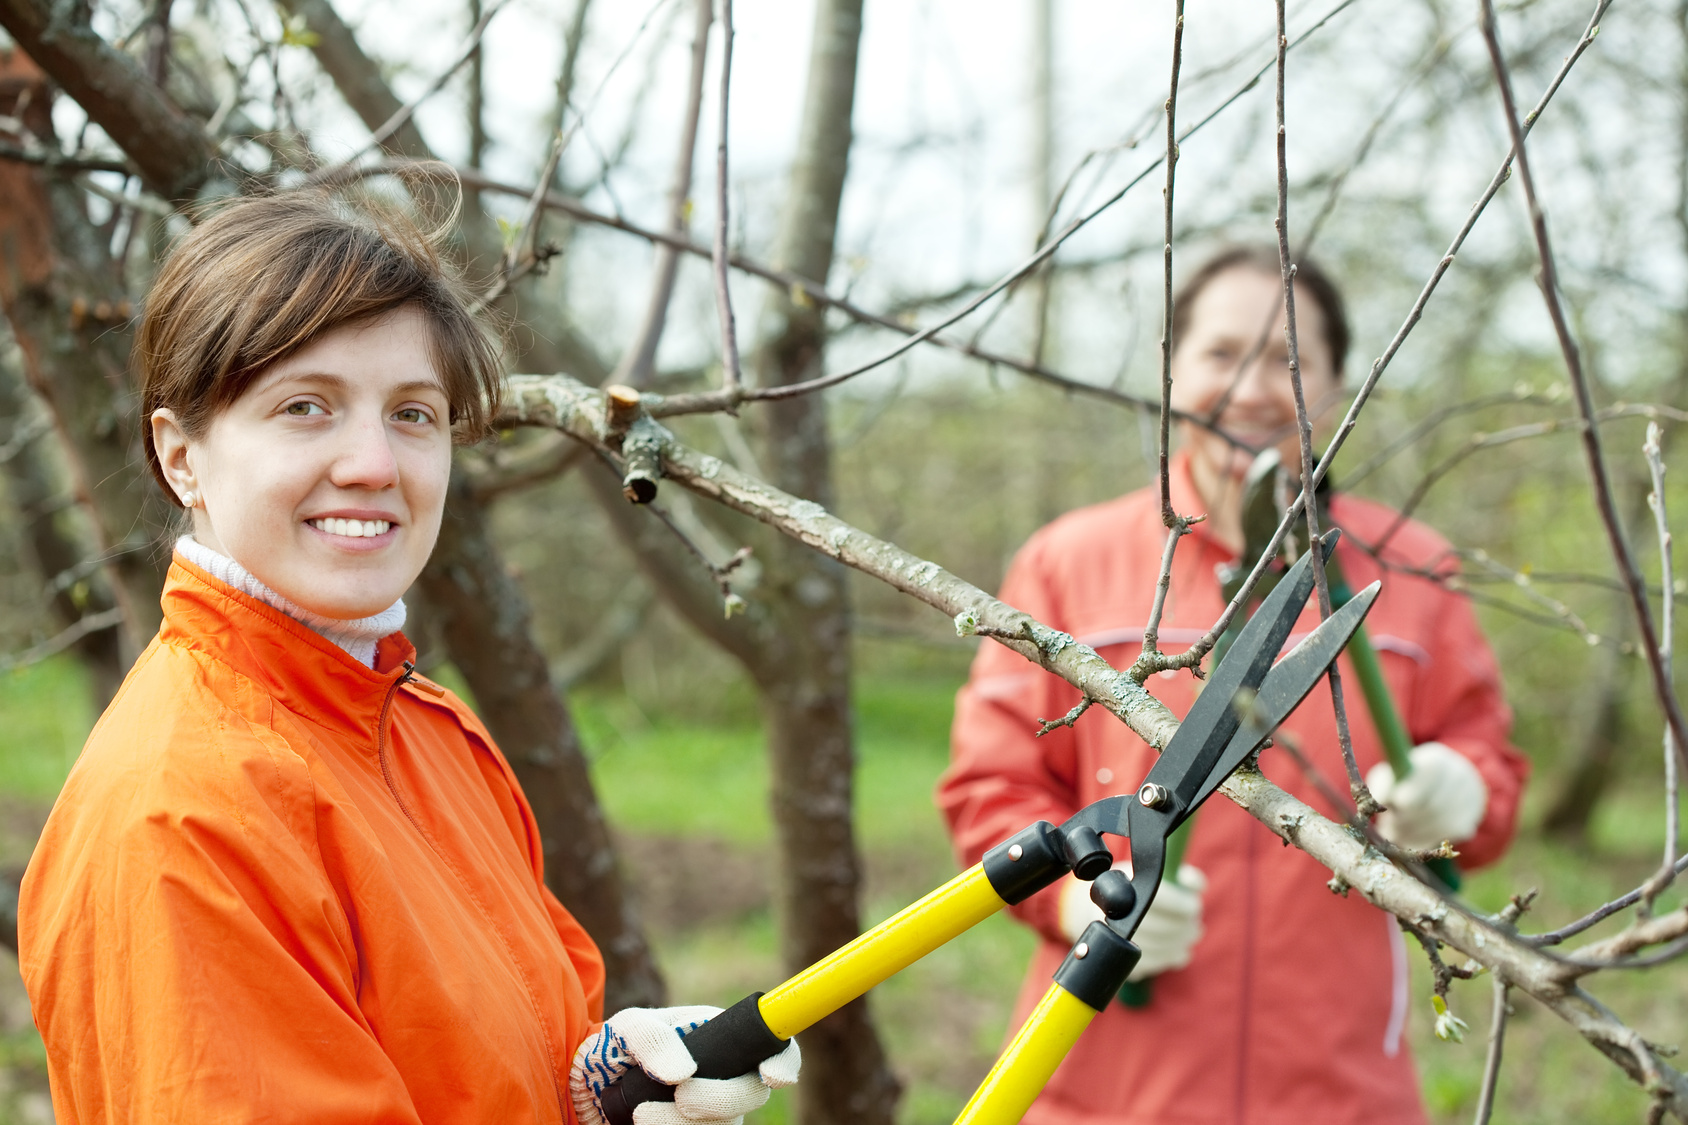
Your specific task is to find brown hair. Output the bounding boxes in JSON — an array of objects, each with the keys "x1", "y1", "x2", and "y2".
[
  {"x1": 1169, "y1": 246, "x2": 1351, "y2": 377},
  {"x1": 138, "y1": 191, "x2": 502, "y2": 503}
]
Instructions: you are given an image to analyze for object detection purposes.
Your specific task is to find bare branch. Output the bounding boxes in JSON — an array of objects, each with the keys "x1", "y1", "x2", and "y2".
[
  {"x1": 711, "y1": 0, "x2": 742, "y2": 396},
  {"x1": 321, "y1": 0, "x2": 513, "y2": 172},
  {"x1": 0, "y1": 608, "x2": 125, "y2": 673},
  {"x1": 1275, "y1": 0, "x2": 1362, "y2": 796},
  {"x1": 1157, "y1": 0, "x2": 1186, "y2": 528},
  {"x1": 502, "y1": 374, "x2": 1688, "y2": 1116},
  {"x1": 1479, "y1": 0, "x2": 1688, "y2": 781},
  {"x1": 611, "y1": 0, "x2": 712, "y2": 388},
  {"x1": 1473, "y1": 979, "x2": 1511, "y2": 1125},
  {"x1": 1642, "y1": 421, "x2": 1680, "y2": 912}
]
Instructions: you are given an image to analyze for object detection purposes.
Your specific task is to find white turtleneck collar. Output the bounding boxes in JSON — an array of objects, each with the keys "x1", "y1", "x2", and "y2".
[{"x1": 175, "y1": 536, "x2": 406, "y2": 669}]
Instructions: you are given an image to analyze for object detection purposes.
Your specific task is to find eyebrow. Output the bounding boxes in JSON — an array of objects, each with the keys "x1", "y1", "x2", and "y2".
[{"x1": 263, "y1": 371, "x2": 446, "y2": 397}]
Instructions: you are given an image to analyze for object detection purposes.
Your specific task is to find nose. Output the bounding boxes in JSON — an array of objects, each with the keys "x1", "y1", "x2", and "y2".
[{"x1": 328, "y1": 409, "x2": 401, "y2": 491}]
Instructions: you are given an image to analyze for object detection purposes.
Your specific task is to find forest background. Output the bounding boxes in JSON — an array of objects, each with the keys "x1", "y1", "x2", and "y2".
[{"x1": 0, "y1": 0, "x2": 1685, "y2": 1121}]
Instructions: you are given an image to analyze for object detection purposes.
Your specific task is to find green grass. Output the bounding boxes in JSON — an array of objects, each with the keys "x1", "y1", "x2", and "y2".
[
  {"x1": 3, "y1": 654, "x2": 1685, "y2": 1124},
  {"x1": 0, "y1": 657, "x2": 95, "y2": 803}
]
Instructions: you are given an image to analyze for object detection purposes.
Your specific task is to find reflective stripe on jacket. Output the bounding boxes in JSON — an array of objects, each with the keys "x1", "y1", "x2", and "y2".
[
  {"x1": 939, "y1": 451, "x2": 1528, "y2": 1125},
  {"x1": 20, "y1": 553, "x2": 606, "y2": 1124}
]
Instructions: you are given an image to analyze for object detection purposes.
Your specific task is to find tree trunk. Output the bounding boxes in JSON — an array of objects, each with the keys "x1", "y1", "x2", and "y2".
[
  {"x1": 748, "y1": 2, "x2": 899, "y2": 1122},
  {"x1": 419, "y1": 466, "x2": 666, "y2": 1011},
  {"x1": 0, "y1": 351, "x2": 124, "y2": 706},
  {"x1": 0, "y1": 48, "x2": 170, "y2": 664}
]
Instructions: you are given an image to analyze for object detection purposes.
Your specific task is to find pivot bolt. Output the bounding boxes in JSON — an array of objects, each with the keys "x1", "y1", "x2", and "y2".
[
  {"x1": 1138, "y1": 782, "x2": 1172, "y2": 809},
  {"x1": 1008, "y1": 844, "x2": 1024, "y2": 861},
  {"x1": 1073, "y1": 942, "x2": 1090, "y2": 960}
]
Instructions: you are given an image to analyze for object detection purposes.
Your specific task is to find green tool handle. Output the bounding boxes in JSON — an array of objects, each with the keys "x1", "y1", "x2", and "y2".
[{"x1": 1328, "y1": 573, "x2": 1462, "y2": 891}]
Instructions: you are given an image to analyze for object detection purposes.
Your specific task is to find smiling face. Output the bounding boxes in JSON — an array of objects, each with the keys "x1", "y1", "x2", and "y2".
[
  {"x1": 150, "y1": 306, "x2": 452, "y2": 619},
  {"x1": 1168, "y1": 266, "x2": 1341, "y2": 526}
]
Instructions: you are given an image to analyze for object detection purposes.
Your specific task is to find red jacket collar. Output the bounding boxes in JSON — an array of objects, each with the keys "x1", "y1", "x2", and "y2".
[{"x1": 158, "y1": 553, "x2": 418, "y2": 740}]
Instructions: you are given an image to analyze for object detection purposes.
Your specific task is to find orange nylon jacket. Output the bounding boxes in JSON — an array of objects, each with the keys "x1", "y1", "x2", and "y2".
[
  {"x1": 20, "y1": 553, "x2": 606, "y2": 1125},
  {"x1": 939, "y1": 452, "x2": 1528, "y2": 1125}
]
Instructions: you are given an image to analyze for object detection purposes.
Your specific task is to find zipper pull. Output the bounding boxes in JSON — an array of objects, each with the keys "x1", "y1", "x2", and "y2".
[{"x1": 399, "y1": 660, "x2": 446, "y2": 696}]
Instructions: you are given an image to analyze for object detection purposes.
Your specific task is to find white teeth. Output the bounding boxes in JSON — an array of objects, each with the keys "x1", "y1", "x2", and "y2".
[{"x1": 311, "y1": 518, "x2": 392, "y2": 538}]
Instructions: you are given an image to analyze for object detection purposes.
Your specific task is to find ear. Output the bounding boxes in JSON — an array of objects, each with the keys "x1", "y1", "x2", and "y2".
[{"x1": 150, "y1": 409, "x2": 196, "y2": 507}]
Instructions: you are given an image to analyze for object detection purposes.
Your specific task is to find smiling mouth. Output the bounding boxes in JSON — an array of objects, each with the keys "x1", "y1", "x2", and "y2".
[{"x1": 308, "y1": 518, "x2": 393, "y2": 538}]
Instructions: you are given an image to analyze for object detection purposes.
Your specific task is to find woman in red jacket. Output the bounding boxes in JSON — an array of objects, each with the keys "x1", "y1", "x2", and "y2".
[
  {"x1": 19, "y1": 193, "x2": 796, "y2": 1125},
  {"x1": 939, "y1": 247, "x2": 1528, "y2": 1125}
]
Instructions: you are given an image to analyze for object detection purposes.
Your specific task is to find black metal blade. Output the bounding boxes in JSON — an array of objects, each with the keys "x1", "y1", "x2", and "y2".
[
  {"x1": 1182, "y1": 580, "x2": 1381, "y2": 816},
  {"x1": 1141, "y1": 529, "x2": 1338, "y2": 814}
]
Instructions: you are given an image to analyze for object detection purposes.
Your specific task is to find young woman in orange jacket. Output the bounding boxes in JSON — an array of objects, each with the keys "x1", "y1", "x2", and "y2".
[
  {"x1": 940, "y1": 248, "x2": 1529, "y2": 1125},
  {"x1": 18, "y1": 194, "x2": 797, "y2": 1125}
]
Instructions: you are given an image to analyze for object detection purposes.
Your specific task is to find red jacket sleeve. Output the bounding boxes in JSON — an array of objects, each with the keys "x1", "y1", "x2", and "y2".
[
  {"x1": 937, "y1": 535, "x2": 1085, "y2": 944},
  {"x1": 1406, "y1": 578, "x2": 1529, "y2": 869}
]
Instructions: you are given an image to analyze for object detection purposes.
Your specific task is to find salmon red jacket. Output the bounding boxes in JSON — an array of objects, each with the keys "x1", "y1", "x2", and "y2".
[
  {"x1": 20, "y1": 553, "x2": 606, "y2": 1124},
  {"x1": 939, "y1": 451, "x2": 1529, "y2": 1125}
]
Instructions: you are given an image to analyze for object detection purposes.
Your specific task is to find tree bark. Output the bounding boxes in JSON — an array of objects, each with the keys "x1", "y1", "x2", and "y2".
[
  {"x1": 747, "y1": 3, "x2": 898, "y2": 1122},
  {"x1": 0, "y1": 48, "x2": 169, "y2": 663},
  {"x1": 0, "y1": 0, "x2": 215, "y2": 199},
  {"x1": 419, "y1": 467, "x2": 665, "y2": 1010},
  {"x1": 0, "y1": 349, "x2": 124, "y2": 706}
]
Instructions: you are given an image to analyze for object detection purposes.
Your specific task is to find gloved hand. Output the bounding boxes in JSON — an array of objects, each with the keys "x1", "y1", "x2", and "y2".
[
  {"x1": 1365, "y1": 741, "x2": 1489, "y2": 852},
  {"x1": 570, "y1": 1005, "x2": 802, "y2": 1125},
  {"x1": 1058, "y1": 862, "x2": 1207, "y2": 982}
]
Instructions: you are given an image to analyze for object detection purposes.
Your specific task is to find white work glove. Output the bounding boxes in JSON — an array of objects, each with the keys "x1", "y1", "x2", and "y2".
[
  {"x1": 1058, "y1": 862, "x2": 1207, "y2": 982},
  {"x1": 1365, "y1": 741, "x2": 1489, "y2": 852},
  {"x1": 570, "y1": 1005, "x2": 802, "y2": 1125}
]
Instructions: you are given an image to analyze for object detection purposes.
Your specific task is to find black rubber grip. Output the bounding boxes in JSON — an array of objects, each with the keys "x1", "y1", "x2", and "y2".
[
  {"x1": 982, "y1": 821, "x2": 1069, "y2": 905},
  {"x1": 600, "y1": 993, "x2": 788, "y2": 1125}
]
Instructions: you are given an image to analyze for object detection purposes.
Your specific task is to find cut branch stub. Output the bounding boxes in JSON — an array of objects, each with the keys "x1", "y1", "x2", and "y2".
[{"x1": 600, "y1": 384, "x2": 663, "y2": 504}]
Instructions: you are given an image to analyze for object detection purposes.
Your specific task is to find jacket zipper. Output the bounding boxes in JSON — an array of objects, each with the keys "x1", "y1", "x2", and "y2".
[
  {"x1": 375, "y1": 662, "x2": 427, "y2": 837},
  {"x1": 373, "y1": 661, "x2": 571, "y2": 1121}
]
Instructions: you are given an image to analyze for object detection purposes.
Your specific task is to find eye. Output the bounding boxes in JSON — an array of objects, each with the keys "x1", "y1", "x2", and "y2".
[
  {"x1": 283, "y1": 400, "x2": 326, "y2": 416},
  {"x1": 393, "y1": 406, "x2": 435, "y2": 425}
]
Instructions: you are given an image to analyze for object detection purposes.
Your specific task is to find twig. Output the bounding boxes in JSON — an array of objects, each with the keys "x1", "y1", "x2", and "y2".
[
  {"x1": 1157, "y1": 0, "x2": 1185, "y2": 528},
  {"x1": 611, "y1": 0, "x2": 712, "y2": 388},
  {"x1": 1643, "y1": 421, "x2": 1680, "y2": 913},
  {"x1": 0, "y1": 608, "x2": 125, "y2": 673},
  {"x1": 1525, "y1": 853, "x2": 1688, "y2": 947},
  {"x1": 0, "y1": 142, "x2": 128, "y2": 174},
  {"x1": 603, "y1": 0, "x2": 1370, "y2": 416},
  {"x1": 370, "y1": 160, "x2": 1190, "y2": 418},
  {"x1": 1473, "y1": 978, "x2": 1511, "y2": 1125},
  {"x1": 1129, "y1": 515, "x2": 1206, "y2": 682},
  {"x1": 1275, "y1": 0, "x2": 1364, "y2": 798},
  {"x1": 501, "y1": 373, "x2": 1688, "y2": 1114},
  {"x1": 1119, "y1": 0, "x2": 1608, "y2": 691},
  {"x1": 329, "y1": 0, "x2": 513, "y2": 169},
  {"x1": 1479, "y1": 0, "x2": 1688, "y2": 779},
  {"x1": 711, "y1": 0, "x2": 742, "y2": 396},
  {"x1": 1036, "y1": 697, "x2": 1093, "y2": 738}
]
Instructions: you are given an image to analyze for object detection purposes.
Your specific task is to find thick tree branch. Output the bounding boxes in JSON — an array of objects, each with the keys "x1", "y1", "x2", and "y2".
[
  {"x1": 0, "y1": 0, "x2": 217, "y2": 198},
  {"x1": 501, "y1": 373, "x2": 1688, "y2": 1119}
]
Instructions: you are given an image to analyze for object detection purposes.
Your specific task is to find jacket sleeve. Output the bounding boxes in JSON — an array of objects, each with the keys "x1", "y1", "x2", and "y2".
[
  {"x1": 22, "y1": 726, "x2": 425, "y2": 1125},
  {"x1": 937, "y1": 536, "x2": 1086, "y2": 945},
  {"x1": 1407, "y1": 578, "x2": 1530, "y2": 869}
]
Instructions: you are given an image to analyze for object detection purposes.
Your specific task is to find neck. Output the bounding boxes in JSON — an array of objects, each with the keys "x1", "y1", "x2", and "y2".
[
  {"x1": 174, "y1": 536, "x2": 405, "y2": 668},
  {"x1": 1186, "y1": 454, "x2": 1245, "y2": 554}
]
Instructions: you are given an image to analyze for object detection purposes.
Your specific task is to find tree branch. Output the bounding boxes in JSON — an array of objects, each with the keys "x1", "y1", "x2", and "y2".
[
  {"x1": 499, "y1": 372, "x2": 1688, "y2": 1118},
  {"x1": 1479, "y1": 0, "x2": 1688, "y2": 779}
]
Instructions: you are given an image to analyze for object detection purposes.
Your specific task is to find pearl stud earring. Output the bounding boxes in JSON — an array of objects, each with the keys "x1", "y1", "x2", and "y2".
[{"x1": 181, "y1": 491, "x2": 196, "y2": 509}]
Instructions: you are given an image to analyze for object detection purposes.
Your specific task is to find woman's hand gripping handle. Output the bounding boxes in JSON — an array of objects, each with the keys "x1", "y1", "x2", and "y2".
[{"x1": 575, "y1": 996, "x2": 801, "y2": 1125}]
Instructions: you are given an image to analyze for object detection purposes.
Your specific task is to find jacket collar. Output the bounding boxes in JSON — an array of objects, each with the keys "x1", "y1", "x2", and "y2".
[{"x1": 159, "y1": 552, "x2": 418, "y2": 741}]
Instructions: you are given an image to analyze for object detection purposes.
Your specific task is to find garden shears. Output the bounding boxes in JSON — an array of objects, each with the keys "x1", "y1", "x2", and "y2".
[{"x1": 601, "y1": 529, "x2": 1379, "y2": 1125}]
